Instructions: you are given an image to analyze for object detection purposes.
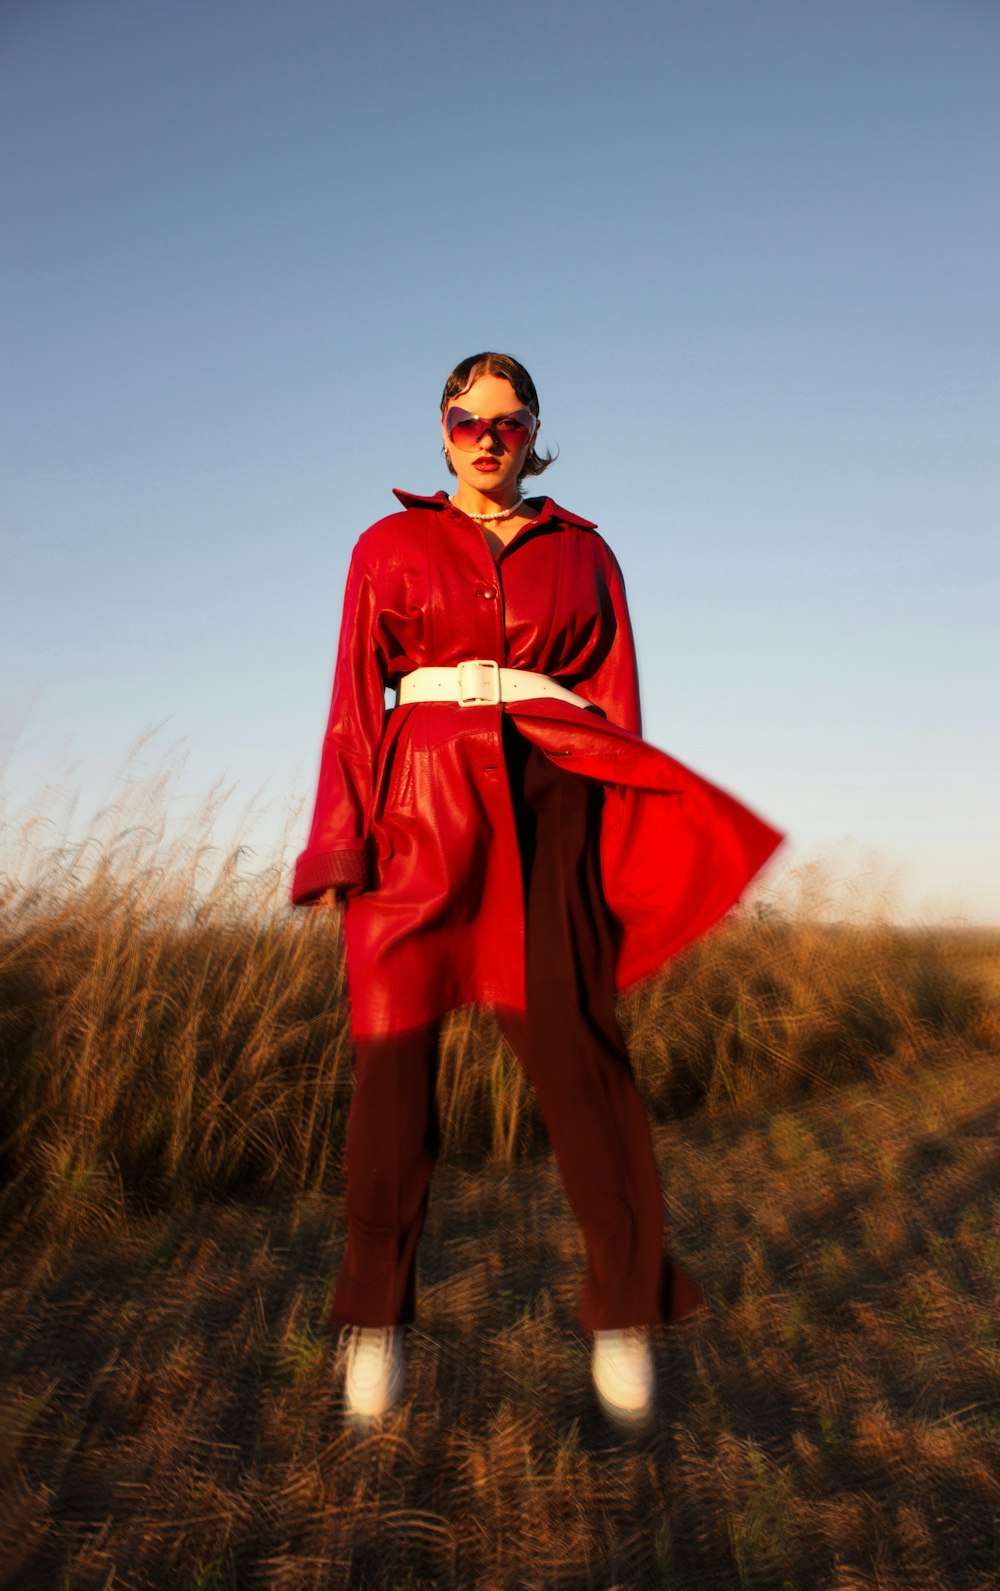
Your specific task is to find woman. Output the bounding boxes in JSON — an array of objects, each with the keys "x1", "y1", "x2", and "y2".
[{"x1": 291, "y1": 352, "x2": 782, "y2": 1433}]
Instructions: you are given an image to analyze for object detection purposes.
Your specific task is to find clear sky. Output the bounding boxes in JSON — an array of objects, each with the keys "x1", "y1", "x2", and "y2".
[{"x1": 2, "y1": 0, "x2": 998, "y2": 923}]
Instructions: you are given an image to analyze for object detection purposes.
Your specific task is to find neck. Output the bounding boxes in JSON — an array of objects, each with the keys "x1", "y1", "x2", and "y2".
[{"x1": 450, "y1": 482, "x2": 524, "y2": 518}]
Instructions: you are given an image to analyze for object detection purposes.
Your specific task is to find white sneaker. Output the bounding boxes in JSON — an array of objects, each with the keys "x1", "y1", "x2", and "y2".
[
  {"x1": 337, "y1": 1325, "x2": 405, "y2": 1423},
  {"x1": 591, "y1": 1327, "x2": 656, "y2": 1431}
]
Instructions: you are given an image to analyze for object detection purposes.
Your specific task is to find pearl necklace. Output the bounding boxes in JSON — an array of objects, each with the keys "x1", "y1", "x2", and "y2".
[{"x1": 450, "y1": 494, "x2": 525, "y2": 523}]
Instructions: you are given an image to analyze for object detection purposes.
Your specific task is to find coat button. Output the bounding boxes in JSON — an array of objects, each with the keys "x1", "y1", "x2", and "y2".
[{"x1": 476, "y1": 585, "x2": 497, "y2": 600}]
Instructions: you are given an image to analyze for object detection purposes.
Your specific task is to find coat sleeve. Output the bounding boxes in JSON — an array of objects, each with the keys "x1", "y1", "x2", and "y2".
[
  {"x1": 290, "y1": 543, "x2": 388, "y2": 905},
  {"x1": 571, "y1": 544, "x2": 643, "y2": 737}
]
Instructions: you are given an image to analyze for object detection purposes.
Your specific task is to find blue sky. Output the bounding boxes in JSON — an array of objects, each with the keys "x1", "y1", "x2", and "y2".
[{"x1": 2, "y1": 0, "x2": 998, "y2": 922}]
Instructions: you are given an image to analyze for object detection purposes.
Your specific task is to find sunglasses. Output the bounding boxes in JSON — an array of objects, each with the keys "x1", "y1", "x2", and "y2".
[{"x1": 444, "y1": 405, "x2": 537, "y2": 452}]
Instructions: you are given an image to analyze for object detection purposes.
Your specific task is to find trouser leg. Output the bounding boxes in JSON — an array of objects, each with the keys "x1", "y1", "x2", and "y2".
[
  {"x1": 326, "y1": 1019, "x2": 442, "y2": 1331},
  {"x1": 496, "y1": 715, "x2": 706, "y2": 1331}
]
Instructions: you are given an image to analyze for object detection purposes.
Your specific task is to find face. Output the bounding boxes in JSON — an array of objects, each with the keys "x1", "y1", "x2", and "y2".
[{"x1": 441, "y1": 373, "x2": 537, "y2": 497}]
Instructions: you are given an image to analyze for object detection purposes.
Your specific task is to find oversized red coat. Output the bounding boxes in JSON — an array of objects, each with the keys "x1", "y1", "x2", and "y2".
[{"x1": 291, "y1": 489, "x2": 783, "y2": 1038}]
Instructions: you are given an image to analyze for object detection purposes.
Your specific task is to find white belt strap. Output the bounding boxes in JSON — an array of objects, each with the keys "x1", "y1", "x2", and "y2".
[{"x1": 397, "y1": 659, "x2": 594, "y2": 711}]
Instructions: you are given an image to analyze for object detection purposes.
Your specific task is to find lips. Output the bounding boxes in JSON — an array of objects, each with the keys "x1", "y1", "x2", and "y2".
[{"x1": 473, "y1": 458, "x2": 500, "y2": 472}]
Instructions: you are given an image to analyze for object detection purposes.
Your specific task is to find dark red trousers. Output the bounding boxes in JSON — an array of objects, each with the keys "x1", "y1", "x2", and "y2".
[{"x1": 327, "y1": 716, "x2": 707, "y2": 1335}]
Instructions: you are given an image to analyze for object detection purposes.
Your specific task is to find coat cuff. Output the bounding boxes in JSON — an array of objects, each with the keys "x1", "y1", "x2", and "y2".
[{"x1": 290, "y1": 845, "x2": 368, "y2": 905}]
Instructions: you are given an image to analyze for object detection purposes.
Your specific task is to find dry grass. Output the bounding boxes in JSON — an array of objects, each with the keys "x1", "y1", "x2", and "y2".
[{"x1": 1, "y1": 760, "x2": 999, "y2": 1587}]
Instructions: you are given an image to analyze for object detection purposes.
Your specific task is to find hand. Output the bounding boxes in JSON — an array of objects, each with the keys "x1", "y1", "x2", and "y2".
[{"x1": 314, "y1": 887, "x2": 342, "y2": 911}]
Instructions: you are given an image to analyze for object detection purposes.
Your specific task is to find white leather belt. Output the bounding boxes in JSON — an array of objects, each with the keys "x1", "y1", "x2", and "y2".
[{"x1": 396, "y1": 659, "x2": 594, "y2": 711}]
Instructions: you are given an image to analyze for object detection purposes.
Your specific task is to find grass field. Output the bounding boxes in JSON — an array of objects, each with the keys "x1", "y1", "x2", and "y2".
[{"x1": 1, "y1": 805, "x2": 999, "y2": 1588}]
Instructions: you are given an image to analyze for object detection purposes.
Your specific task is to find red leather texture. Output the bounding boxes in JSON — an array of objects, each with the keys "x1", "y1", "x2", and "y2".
[{"x1": 291, "y1": 488, "x2": 784, "y2": 1038}]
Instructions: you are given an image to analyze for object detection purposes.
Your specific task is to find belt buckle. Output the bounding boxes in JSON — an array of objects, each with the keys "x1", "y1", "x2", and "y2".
[{"x1": 456, "y1": 658, "x2": 501, "y2": 706}]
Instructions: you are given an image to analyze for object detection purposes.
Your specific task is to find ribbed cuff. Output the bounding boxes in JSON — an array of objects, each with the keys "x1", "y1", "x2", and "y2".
[{"x1": 291, "y1": 845, "x2": 368, "y2": 905}]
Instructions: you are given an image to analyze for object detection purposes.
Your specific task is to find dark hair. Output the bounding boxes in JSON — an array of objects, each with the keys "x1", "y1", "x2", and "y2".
[{"x1": 440, "y1": 351, "x2": 558, "y2": 483}]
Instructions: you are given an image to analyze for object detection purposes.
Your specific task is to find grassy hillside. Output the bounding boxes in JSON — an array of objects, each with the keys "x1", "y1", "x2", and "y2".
[
  {"x1": 2, "y1": 859, "x2": 996, "y2": 1222},
  {"x1": 1, "y1": 811, "x2": 998, "y2": 1587}
]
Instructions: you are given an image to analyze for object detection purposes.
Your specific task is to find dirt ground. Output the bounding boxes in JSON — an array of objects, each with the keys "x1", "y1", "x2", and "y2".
[{"x1": 2, "y1": 1045, "x2": 999, "y2": 1590}]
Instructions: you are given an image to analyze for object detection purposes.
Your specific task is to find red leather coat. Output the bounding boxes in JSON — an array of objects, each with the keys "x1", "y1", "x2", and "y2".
[{"x1": 291, "y1": 489, "x2": 783, "y2": 1038}]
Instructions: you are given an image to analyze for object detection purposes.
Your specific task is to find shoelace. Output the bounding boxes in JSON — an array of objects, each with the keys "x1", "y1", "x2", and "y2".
[{"x1": 335, "y1": 1323, "x2": 395, "y2": 1369}]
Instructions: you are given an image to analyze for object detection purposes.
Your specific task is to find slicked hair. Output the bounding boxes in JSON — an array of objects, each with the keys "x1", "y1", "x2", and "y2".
[{"x1": 440, "y1": 351, "x2": 557, "y2": 483}]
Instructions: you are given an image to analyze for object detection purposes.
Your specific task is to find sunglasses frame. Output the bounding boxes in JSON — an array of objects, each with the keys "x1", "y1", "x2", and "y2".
[{"x1": 444, "y1": 405, "x2": 538, "y2": 453}]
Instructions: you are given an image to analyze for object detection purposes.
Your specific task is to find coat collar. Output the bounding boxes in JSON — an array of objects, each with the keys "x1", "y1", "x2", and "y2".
[{"x1": 392, "y1": 487, "x2": 598, "y2": 531}]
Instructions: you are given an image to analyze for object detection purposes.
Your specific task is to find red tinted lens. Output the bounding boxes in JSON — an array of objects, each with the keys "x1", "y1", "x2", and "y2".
[
  {"x1": 493, "y1": 417, "x2": 532, "y2": 447},
  {"x1": 446, "y1": 412, "x2": 489, "y2": 449},
  {"x1": 446, "y1": 407, "x2": 534, "y2": 451}
]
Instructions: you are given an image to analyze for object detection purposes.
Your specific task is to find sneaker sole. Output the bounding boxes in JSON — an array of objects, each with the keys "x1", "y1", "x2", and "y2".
[{"x1": 594, "y1": 1386, "x2": 656, "y2": 1435}]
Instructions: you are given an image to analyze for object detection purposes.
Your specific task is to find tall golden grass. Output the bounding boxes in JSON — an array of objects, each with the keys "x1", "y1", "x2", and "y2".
[
  {"x1": 3, "y1": 753, "x2": 1000, "y2": 1588},
  {"x1": 2, "y1": 751, "x2": 996, "y2": 1232}
]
